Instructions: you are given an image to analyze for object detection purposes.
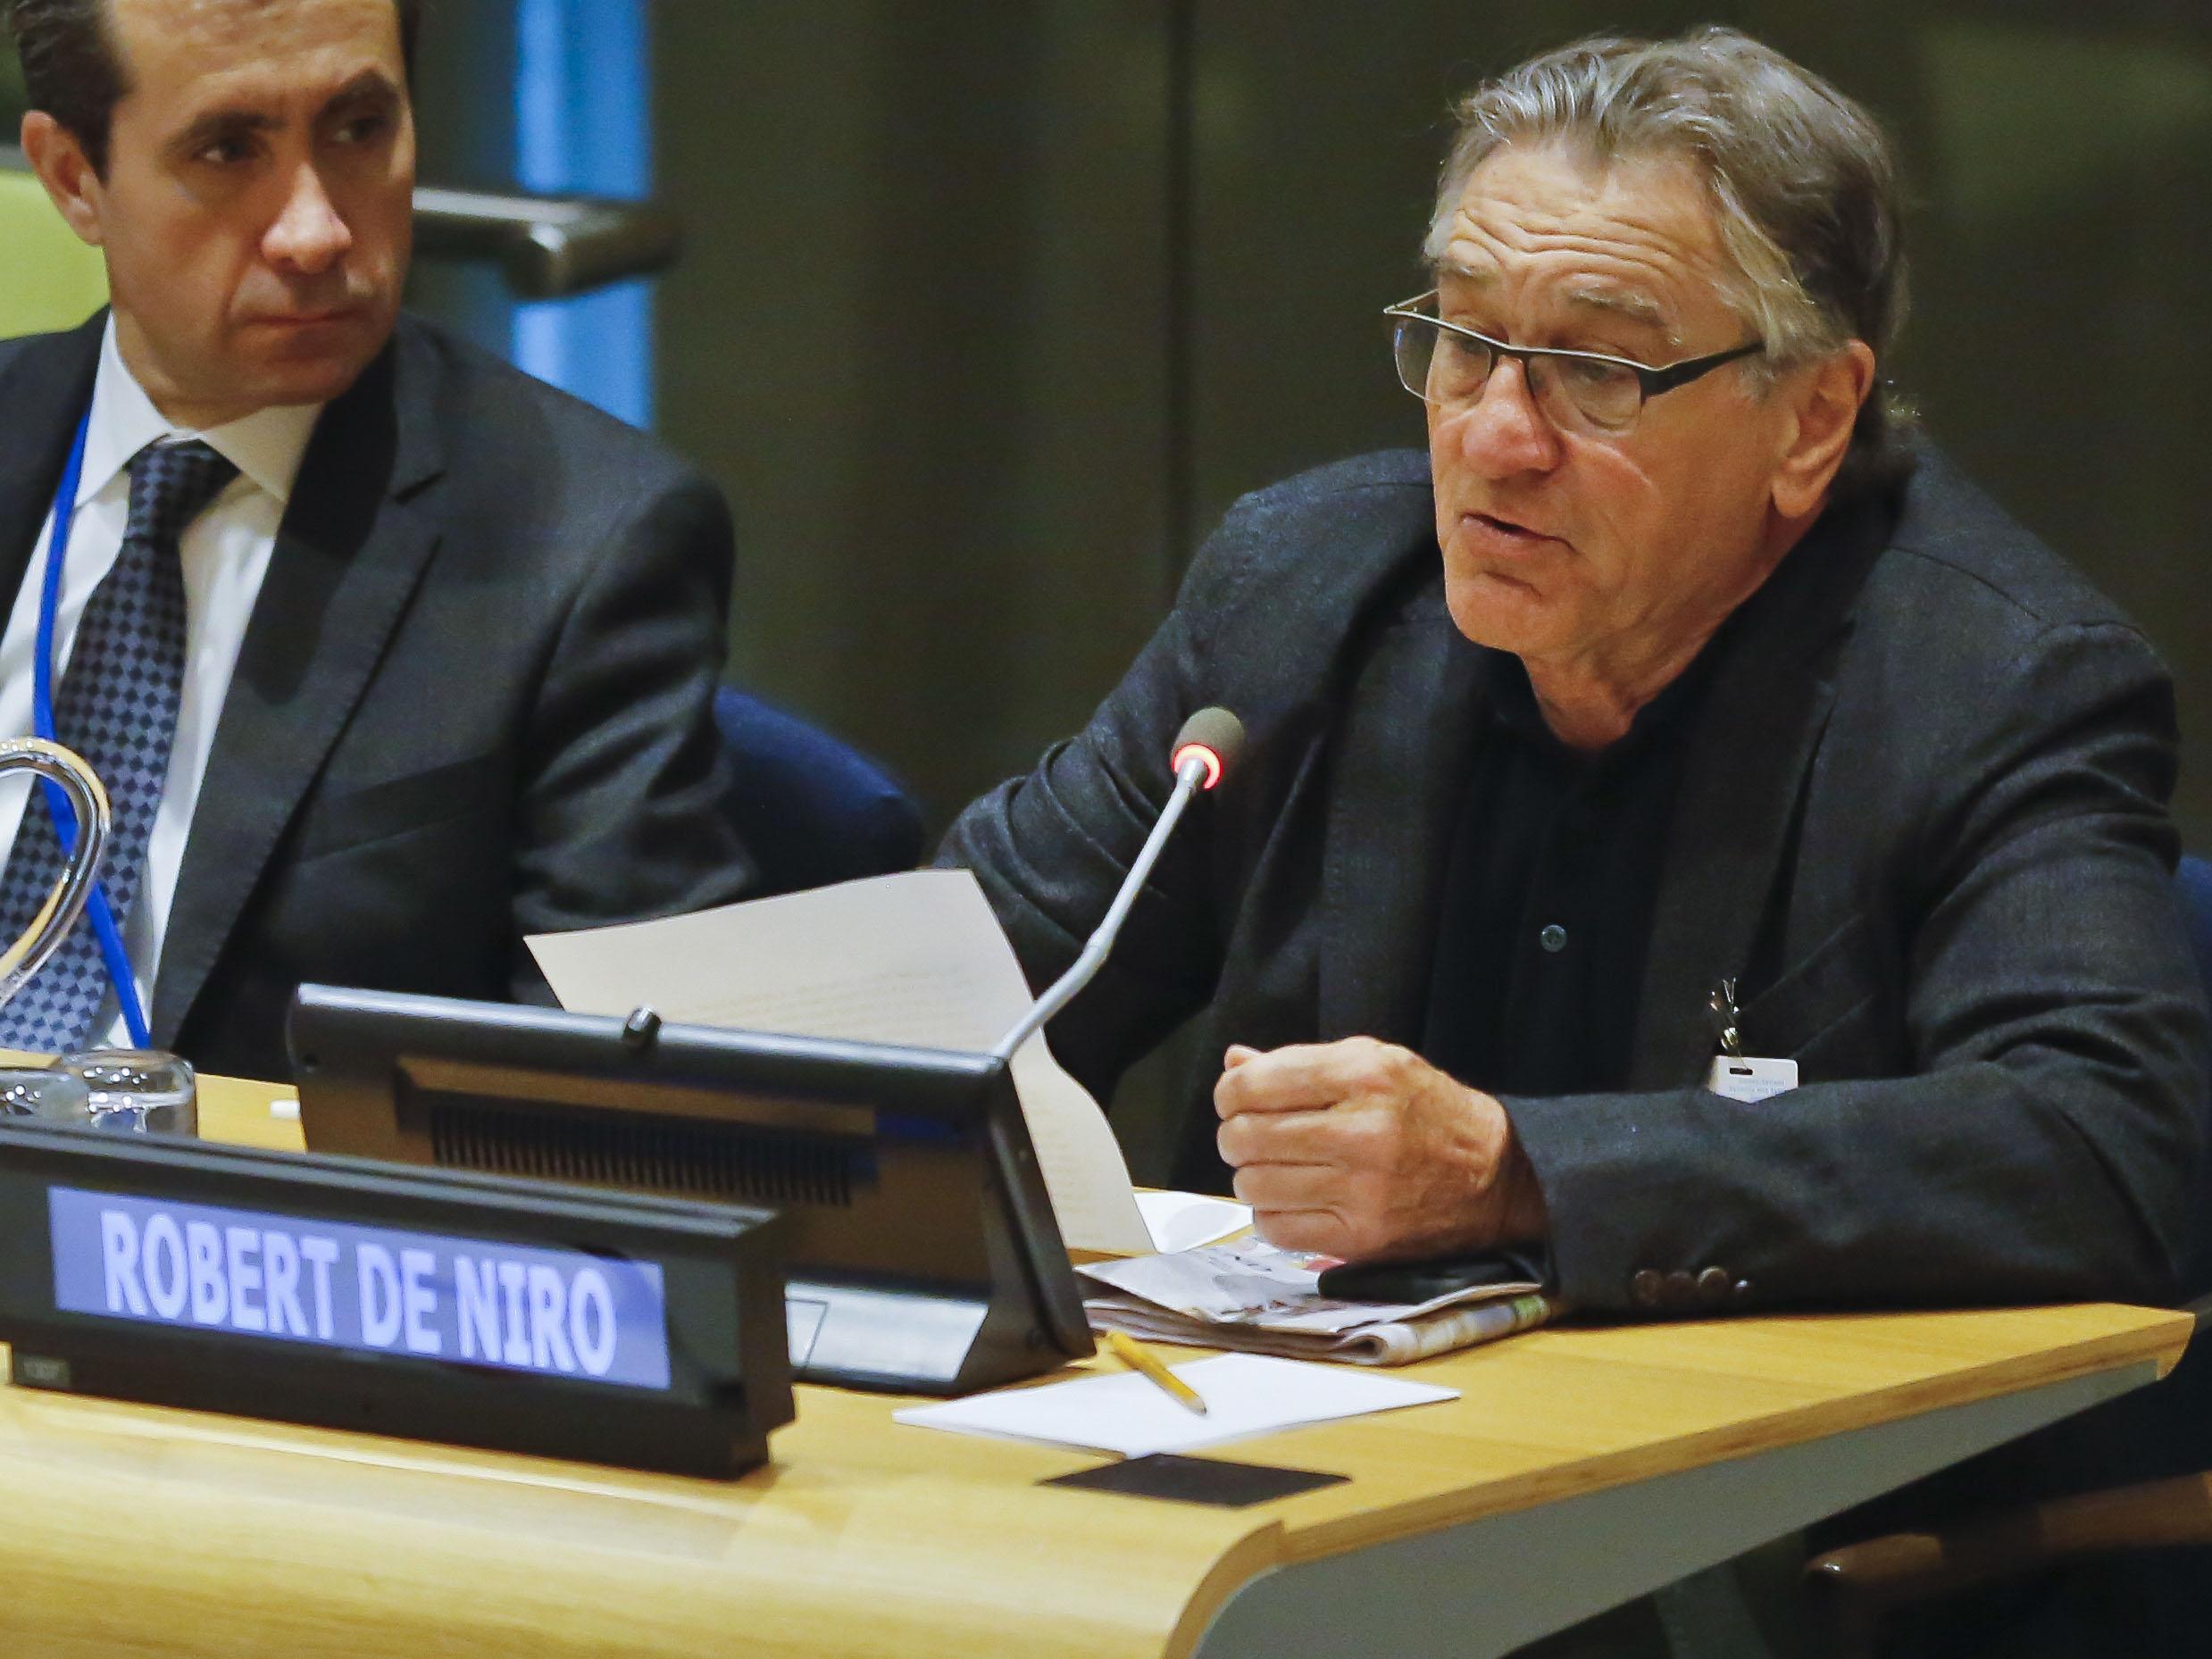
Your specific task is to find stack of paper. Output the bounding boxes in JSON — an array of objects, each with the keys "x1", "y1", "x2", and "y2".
[{"x1": 1081, "y1": 1239, "x2": 1556, "y2": 1365}]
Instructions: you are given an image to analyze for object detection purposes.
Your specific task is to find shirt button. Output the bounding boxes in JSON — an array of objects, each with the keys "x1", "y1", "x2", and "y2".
[
  {"x1": 1630, "y1": 1269, "x2": 1665, "y2": 1308},
  {"x1": 1696, "y1": 1266, "x2": 1732, "y2": 1307},
  {"x1": 1539, "y1": 922, "x2": 1568, "y2": 953},
  {"x1": 1662, "y1": 1270, "x2": 1699, "y2": 1309}
]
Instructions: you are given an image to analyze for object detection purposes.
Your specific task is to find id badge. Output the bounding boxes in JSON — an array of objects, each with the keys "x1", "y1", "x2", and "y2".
[{"x1": 1706, "y1": 1055, "x2": 1799, "y2": 1103}]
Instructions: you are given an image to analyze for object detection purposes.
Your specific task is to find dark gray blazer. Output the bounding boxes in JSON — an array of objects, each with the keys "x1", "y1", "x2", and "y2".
[
  {"x1": 943, "y1": 447, "x2": 2208, "y2": 1315},
  {"x1": 0, "y1": 313, "x2": 753, "y2": 1081}
]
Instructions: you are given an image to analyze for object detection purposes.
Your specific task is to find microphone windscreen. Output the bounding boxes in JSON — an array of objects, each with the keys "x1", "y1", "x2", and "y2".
[{"x1": 1170, "y1": 706, "x2": 1246, "y2": 780}]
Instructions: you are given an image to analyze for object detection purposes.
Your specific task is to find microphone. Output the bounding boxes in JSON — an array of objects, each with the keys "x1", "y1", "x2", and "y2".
[{"x1": 989, "y1": 707, "x2": 1245, "y2": 1062}]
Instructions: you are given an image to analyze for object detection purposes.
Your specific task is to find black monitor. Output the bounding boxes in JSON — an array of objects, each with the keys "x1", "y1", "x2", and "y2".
[{"x1": 287, "y1": 984, "x2": 1094, "y2": 1395}]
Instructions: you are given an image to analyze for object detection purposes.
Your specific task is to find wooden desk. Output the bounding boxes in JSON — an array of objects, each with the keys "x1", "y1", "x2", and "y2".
[{"x1": 0, "y1": 1076, "x2": 2188, "y2": 1659}]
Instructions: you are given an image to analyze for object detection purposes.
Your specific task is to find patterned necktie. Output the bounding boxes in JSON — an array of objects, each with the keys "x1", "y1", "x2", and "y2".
[{"x1": 0, "y1": 439, "x2": 238, "y2": 1052}]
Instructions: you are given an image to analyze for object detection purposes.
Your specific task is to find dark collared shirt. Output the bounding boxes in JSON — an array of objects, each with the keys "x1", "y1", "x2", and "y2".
[{"x1": 1420, "y1": 645, "x2": 1715, "y2": 1097}]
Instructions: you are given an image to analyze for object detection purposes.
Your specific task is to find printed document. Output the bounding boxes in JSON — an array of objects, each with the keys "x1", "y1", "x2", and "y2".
[
  {"x1": 1082, "y1": 1239, "x2": 1554, "y2": 1364},
  {"x1": 525, "y1": 869, "x2": 1153, "y2": 1254}
]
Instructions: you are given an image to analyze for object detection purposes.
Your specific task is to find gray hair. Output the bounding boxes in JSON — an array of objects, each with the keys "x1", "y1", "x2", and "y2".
[{"x1": 1426, "y1": 28, "x2": 1914, "y2": 497}]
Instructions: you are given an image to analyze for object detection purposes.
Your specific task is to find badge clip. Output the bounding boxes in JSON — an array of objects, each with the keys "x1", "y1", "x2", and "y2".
[{"x1": 1705, "y1": 977, "x2": 1798, "y2": 1102}]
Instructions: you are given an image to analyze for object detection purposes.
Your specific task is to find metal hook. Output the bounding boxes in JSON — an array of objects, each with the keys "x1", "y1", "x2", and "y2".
[{"x1": 1707, "y1": 977, "x2": 1743, "y2": 1059}]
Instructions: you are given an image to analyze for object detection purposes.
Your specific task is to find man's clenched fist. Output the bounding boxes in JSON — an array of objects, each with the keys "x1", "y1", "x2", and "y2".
[{"x1": 1214, "y1": 1037, "x2": 1548, "y2": 1261}]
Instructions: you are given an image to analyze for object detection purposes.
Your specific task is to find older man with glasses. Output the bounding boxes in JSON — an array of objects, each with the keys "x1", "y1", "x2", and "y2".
[{"x1": 946, "y1": 22, "x2": 2206, "y2": 1346}]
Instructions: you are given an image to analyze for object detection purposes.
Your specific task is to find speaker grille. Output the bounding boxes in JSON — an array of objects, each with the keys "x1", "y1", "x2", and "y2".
[{"x1": 427, "y1": 1098, "x2": 865, "y2": 1207}]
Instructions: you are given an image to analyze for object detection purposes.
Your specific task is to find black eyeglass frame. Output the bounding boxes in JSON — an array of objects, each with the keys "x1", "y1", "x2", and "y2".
[{"x1": 1383, "y1": 288, "x2": 1765, "y2": 427}]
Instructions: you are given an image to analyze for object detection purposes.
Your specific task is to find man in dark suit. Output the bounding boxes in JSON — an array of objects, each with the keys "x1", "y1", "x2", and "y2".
[
  {"x1": 2, "y1": 0, "x2": 748, "y2": 1080},
  {"x1": 944, "y1": 28, "x2": 2208, "y2": 1318}
]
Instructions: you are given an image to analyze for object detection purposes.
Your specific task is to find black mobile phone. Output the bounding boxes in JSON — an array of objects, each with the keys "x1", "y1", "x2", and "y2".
[{"x1": 1315, "y1": 1248, "x2": 1544, "y2": 1305}]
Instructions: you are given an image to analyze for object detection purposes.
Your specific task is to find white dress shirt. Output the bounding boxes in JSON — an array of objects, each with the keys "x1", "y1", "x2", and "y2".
[{"x1": 0, "y1": 320, "x2": 321, "y2": 1046}]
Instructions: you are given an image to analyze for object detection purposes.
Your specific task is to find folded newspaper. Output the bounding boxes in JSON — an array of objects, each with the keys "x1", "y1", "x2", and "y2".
[{"x1": 1081, "y1": 1239, "x2": 1559, "y2": 1366}]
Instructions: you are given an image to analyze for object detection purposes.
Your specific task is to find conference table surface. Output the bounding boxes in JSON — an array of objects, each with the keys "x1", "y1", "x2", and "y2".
[{"x1": 0, "y1": 1072, "x2": 2191, "y2": 1659}]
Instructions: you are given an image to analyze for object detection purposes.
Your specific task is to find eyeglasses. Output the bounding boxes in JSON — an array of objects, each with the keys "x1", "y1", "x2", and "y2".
[{"x1": 1384, "y1": 289, "x2": 1763, "y2": 437}]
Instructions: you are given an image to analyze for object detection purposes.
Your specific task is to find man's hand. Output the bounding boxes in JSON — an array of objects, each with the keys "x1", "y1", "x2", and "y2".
[{"x1": 1214, "y1": 1038, "x2": 1548, "y2": 1261}]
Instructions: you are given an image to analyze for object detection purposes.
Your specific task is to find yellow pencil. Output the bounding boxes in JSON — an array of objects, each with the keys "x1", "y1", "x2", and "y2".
[{"x1": 1103, "y1": 1329, "x2": 1208, "y2": 1415}]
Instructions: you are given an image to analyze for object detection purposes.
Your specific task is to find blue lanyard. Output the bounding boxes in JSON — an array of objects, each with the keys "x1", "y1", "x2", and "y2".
[{"x1": 33, "y1": 407, "x2": 153, "y2": 1048}]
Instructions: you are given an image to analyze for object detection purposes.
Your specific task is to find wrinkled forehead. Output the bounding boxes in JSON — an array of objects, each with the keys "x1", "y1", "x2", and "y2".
[
  {"x1": 108, "y1": 0, "x2": 405, "y2": 108},
  {"x1": 1434, "y1": 142, "x2": 1743, "y2": 340}
]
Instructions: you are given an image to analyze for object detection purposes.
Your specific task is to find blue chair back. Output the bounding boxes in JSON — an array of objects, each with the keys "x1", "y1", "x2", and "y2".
[
  {"x1": 2176, "y1": 855, "x2": 2212, "y2": 1297},
  {"x1": 2176, "y1": 855, "x2": 2212, "y2": 1007},
  {"x1": 714, "y1": 688, "x2": 925, "y2": 897}
]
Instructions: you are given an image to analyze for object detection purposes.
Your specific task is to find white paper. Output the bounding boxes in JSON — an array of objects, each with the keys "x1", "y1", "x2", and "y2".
[
  {"x1": 893, "y1": 1352, "x2": 1457, "y2": 1457},
  {"x1": 1705, "y1": 1055, "x2": 1799, "y2": 1102},
  {"x1": 525, "y1": 869, "x2": 1152, "y2": 1254},
  {"x1": 1135, "y1": 1190, "x2": 1252, "y2": 1255}
]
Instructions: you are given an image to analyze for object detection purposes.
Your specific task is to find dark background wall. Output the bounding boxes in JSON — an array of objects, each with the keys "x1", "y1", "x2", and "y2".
[
  {"x1": 10, "y1": 3, "x2": 2206, "y2": 823},
  {"x1": 9, "y1": 2, "x2": 2212, "y2": 1165},
  {"x1": 639, "y1": 0, "x2": 2212, "y2": 841}
]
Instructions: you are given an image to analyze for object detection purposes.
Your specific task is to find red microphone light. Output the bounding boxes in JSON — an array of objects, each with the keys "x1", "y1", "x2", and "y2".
[
  {"x1": 1172, "y1": 741, "x2": 1224, "y2": 790},
  {"x1": 1167, "y1": 707, "x2": 1245, "y2": 793}
]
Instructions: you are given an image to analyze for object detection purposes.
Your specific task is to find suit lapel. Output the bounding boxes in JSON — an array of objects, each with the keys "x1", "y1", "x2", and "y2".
[
  {"x1": 1317, "y1": 578, "x2": 1485, "y2": 1047},
  {"x1": 153, "y1": 329, "x2": 447, "y2": 1046},
  {"x1": 0, "y1": 318, "x2": 107, "y2": 610},
  {"x1": 1628, "y1": 500, "x2": 1891, "y2": 1087}
]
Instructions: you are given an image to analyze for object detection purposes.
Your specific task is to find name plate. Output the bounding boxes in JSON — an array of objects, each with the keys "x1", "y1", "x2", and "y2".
[{"x1": 0, "y1": 1121, "x2": 792, "y2": 1477}]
